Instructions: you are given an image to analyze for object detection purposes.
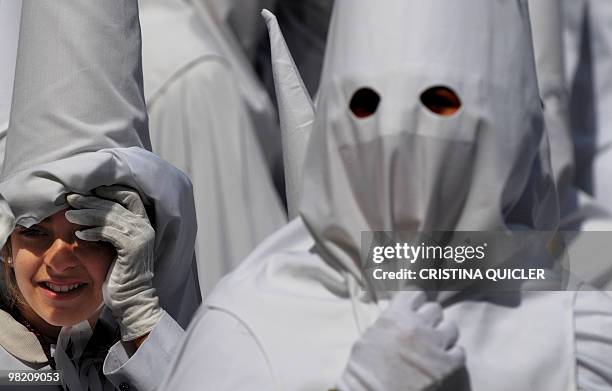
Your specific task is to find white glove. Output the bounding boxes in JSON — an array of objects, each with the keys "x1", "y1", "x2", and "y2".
[
  {"x1": 65, "y1": 185, "x2": 163, "y2": 341},
  {"x1": 338, "y1": 292, "x2": 465, "y2": 391}
]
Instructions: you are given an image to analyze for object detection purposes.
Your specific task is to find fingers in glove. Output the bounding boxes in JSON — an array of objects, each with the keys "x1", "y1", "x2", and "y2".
[
  {"x1": 75, "y1": 226, "x2": 128, "y2": 255},
  {"x1": 389, "y1": 291, "x2": 428, "y2": 314},
  {"x1": 65, "y1": 209, "x2": 127, "y2": 233},
  {"x1": 446, "y1": 345, "x2": 466, "y2": 367},
  {"x1": 95, "y1": 185, "x2": 147, "y2": 219},
  {"x1": 416, "y1": 302, "x2": 443, "y2": 327},
  {"x1": 436, "y1": 320, "x2": 460, "y2": 350},
  {"x1": 66, "y1": 193, "x2": 119, "y2": 212}
]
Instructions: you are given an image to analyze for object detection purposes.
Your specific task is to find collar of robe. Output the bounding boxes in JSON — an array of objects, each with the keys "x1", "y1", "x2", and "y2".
[{"x1": 0, "y1": 307, "x2": 49, "y2": 365}]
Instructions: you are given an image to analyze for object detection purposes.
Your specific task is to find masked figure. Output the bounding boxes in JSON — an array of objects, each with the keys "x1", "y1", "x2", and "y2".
[
  {"x1": 161, "y1": 0, "x2": 612, "y2": 390},
  {"x1": 0, "y1": 1, "x2": 198, "y2": 389}
]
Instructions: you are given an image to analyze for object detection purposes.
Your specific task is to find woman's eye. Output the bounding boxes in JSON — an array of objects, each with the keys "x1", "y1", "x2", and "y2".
[{"x1": 15, "y1": 226, "x2": 48, "y2": 238}]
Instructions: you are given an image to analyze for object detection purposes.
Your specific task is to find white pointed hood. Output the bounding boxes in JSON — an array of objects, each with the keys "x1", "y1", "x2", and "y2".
[
  {"x1": 263, "y1": 10, "x2": 315, "y2": 219},
  {"x1": 271, "y1": 0, "x2": 334, "y2": 96},
  {"x1": 2, "y1": 2, "x2": 152, "y2": 176},
  {"x1": 299, "y1": 0, "x2": 559, "y2": 285},
  {"x1": 0, "y1": 1, "x2": 199, "y2": 326}
]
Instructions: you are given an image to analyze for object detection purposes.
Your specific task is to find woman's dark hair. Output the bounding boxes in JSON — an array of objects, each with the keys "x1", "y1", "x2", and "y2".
[{"x1": 1, "y1": 237, "x2": 25, "y2": 309}]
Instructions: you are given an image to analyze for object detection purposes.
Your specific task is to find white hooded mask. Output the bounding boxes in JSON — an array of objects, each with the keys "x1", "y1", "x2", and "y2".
[
  {"x1": 0, "y1": 1, "x2": 200, "y2": 327},
  {"x1": 176, "y1": 3, "x2": 608, "y2": 390},
  {"x1": 293, "y1": 0, "x2": 559, "y2": 287}
]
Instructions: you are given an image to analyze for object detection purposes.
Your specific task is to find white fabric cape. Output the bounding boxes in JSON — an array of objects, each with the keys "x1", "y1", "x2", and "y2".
[{"x1": 160, "y1": 218, "x2": 612, "y2": 390}]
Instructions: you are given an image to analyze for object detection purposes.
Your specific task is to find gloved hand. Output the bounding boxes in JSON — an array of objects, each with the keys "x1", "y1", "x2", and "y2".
[
  {"x1": 65, "y1": 185, "x2": 163, "y2": 341},
  {"x1": 337, "y1": 291, "x2": 465, "y2": 391}
]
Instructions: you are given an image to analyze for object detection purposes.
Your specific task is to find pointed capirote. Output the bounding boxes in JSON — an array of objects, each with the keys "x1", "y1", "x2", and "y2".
[
  {"x1": 1, "y1": 1, "x2": 152, "y2": 182},
  {"x1": 262, "y1": 9, "x2": 315, "y2": 219}
]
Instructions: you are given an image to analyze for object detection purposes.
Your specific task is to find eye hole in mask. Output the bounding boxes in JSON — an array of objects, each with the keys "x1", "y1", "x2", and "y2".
[
  {"x1": 420, "y1": 86, "x2": 462, "y2": 116},
  {"x1": 349, "y1": 87, "x2": 381, "y2": 118}
]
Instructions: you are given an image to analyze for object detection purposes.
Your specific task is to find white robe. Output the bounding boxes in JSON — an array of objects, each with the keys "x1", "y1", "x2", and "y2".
[
  {"x1": 140, "y1": 1, "x2": 286, "y2": 295},
  {"x1": 192, "y1": 0, "x2": 283, "y2": 186},
  {"x1": 160, "y1": 218, "x2": 612, "y2": 390}
]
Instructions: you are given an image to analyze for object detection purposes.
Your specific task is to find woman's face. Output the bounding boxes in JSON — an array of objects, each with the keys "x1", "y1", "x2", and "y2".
[{"x1": 9, "y1": 209, "x2": 115, "y2": 327}]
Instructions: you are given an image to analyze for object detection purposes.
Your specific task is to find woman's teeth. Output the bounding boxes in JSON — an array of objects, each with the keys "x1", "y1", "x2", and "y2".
[{"x1": 43, "y1": 282, "x2": 83, "y2": 293}]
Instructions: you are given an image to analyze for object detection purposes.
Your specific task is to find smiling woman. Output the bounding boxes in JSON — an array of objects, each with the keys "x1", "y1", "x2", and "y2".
[
  {"x1": 0, "y1": 210, "x2": 114, "y2": 370},
  {"x1": 0, "y1": 187, "x2": 188, "y2": 390},
  {"x1": 0, "y1": 1, "x2": 197, "y2": 389},
  {"x1": 3, "y1": 210, "x2": 115, "y2": 336}
]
